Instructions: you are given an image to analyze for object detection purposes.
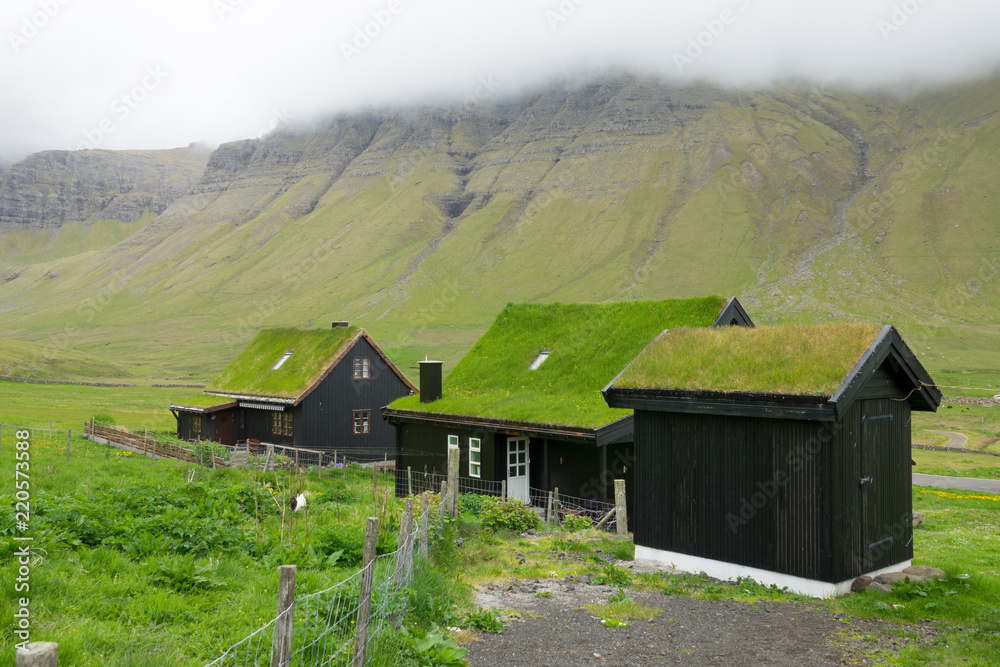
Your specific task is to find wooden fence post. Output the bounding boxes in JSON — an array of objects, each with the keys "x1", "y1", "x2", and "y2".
[
  {"x1": 407, "y1": 466, "x2": 413, "y2": 496},
  {"x1": 16, "y1": 641, "x2": 58, "y2": 666},
  {"x1": 554, "y1": 487, "x2": 560, "y2": 526},
  {"x1": 66, "y1": 429, "x2": 71, "y2": 462},
  {"x1": 270, "y1": 564, "x2": 297, "y2": 667},
  {"x1": 317, "y1": 452, "x2": 322, "y2": 478},
  {"x1": 198, "y1": 442, "x2": 203, "y2": 468},
  {"x1": 149, "y1": 430, "x2": 156, "y2": 470},
  {"x1": 353, "y1": 517, "x2": 379, "y2": 666},
  {"x1": 420, "y1": 491, "x2": 429, "y2": 559},
  {"x1": 546, "y1": 491, "x2": 553, "y2": 531},
  {"x1": 392, "y1": 498, "x2": 414, "y2": 626},
  {"x1": 447, "y1": 444, "x2": 459, "y2": 518},
  {"x1": 439, "y1": 481, "x2": 447, "y2": 519},
  {"x1": 501, "y1": 480, "x2": 506, "y2": 501},
  {"x1": 614, "y1": 479, "x2": 628, "y2": 536}
]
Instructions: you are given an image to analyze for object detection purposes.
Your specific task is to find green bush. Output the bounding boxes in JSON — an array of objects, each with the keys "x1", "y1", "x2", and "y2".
[
  {"x1": 463, "y1": 607, "x2": 505, "y2": 633},
  {"x1": 562, "y1": 514, "x2": 591, "y2": 532},
  {"x1": 480, "y1": 496, "x2": 540, "y2": 533},
  {"x1": 92, "y1": 413, "x2": 116, "y2": 426},
  {"x1": 459, "y1": 493, "x2": 485, "y2": 517}
]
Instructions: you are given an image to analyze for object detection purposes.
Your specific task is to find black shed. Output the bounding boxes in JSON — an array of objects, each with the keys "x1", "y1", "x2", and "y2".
[{"x1": 603, "y1": 323, "x2": 941, "y2": 597}]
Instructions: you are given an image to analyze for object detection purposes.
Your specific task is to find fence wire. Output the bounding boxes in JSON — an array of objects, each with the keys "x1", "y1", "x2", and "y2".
[{"x1": 206, "y1": 528, "x2": 418, "y2": 667}]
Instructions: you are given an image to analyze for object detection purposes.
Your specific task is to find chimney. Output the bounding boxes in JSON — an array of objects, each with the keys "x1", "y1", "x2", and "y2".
[
  {"x1": 418, "y1": 359, "x2": 443, "y2": 403},
  {"x1": 331, "y1": 321, "x2": 349, "y2": 328}
]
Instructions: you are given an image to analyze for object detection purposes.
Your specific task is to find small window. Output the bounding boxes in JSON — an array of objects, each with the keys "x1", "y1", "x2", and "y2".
[
  {"x1": 272, "y1": 352, "x2": 293, "y2": 370},
  {"x1": 272, "y1": 412, "x2": 293, "y2": 436},
  {"x1": 353, "y1": 410, "x2": 371, "y2": 435},
  {"x1": 448, "y1": 434, "x2": 459, "y2": 448},
  {"x1": 192, "y1": 415, "x2": 202, "y2": 434},
  {"x1": 528, "y1": 350, "x2": 551, "y2": 370},
  {"x1": 469, "y1": 437, "x2": 481, "y2": 478},
  {"x1": 353, "y1": 357, "x2": 371, "y2": 379}
]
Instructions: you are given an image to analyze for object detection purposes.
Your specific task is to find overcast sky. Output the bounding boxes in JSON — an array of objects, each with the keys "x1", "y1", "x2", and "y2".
[{"x1": 2, "y1": 0, "x2": 999, "y2": 164}]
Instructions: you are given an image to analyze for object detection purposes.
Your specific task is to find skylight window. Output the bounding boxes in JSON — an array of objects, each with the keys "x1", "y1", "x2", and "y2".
[
  {"x1": 271, "y1": 352, "x2": 293, "y2": 370},
  {"x1": 528, "y1": 350, "x2": 551, "y2": 370}
]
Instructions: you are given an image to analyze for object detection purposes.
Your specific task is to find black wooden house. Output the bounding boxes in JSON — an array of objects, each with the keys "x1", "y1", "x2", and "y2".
[
  {"x1": 171, "y1": 324, "x2": 416, "y2": 458},
  {"x1": 603, "y1": 323, "x2": 941, "y2": 597},
  {"x1": 384, "y1": 297, "x2": 753, "y2": 509}
]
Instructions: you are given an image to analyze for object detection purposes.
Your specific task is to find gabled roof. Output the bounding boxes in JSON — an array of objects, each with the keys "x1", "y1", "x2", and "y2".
[
  {"x1": 203, "y1": 327, "x2": 416, "y2": 405},
  {"x1": 386, "y1": 296, "x2": 749, "y2": 430},
  {"x1": 604, "y1": 323, "x2": 941, "y2": 421}
]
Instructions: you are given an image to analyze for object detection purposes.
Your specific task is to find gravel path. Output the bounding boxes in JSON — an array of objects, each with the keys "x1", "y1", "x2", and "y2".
[{"x1": 464, "y1": 579, "x2": 906, "y2": 666}]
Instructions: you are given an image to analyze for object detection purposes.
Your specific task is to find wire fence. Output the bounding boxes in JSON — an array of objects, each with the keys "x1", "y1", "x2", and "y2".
[{"x1": 206, "y1": 510, "x2": 425, "y2": 667}]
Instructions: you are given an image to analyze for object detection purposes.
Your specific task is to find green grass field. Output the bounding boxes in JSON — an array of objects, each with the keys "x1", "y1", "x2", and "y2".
[
  {"x1": 0, "y1": 430, "x2": 422, "y2": 666},
  {"x1": 0, "y1": 380, "x2": 178, "y2": 431},
  {"x1": 912, "y1": 448, "x2": 1000, "y2": 480}
]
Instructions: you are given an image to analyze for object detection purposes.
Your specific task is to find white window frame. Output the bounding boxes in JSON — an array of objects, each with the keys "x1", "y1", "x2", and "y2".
[
  {"x1": 448, "y1": 434, "x2": 459, "y2": 448},
  {"x1": 469, "y1": 437, "x2": 481, "y2": 478}
]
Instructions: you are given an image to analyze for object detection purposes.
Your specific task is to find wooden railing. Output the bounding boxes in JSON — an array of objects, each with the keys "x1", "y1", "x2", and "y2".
[{"x1": 83, "y1": 422, "x2": 226, "y2": 467}]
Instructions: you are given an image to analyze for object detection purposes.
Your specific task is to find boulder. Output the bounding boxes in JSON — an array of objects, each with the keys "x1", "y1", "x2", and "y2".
[
  {"x1": 870, "y1": 583, "x2": 894, "y2": 594},
  {"x1": 874, "y1": 572, "x2": 924, "y2": 585},
  {"x1": 903, "y1": 565, "x2": 946, "y2": 580},
  {"x1": 851, "y1": 575, "x2": 873, "y2": 592},
  {"x1": 911, "y1": 511, "x2": 925, "y2": 527}
]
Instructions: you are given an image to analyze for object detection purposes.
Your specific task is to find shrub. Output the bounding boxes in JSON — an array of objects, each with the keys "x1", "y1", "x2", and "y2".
[
  {"x1": 480, "y1": 496, "x2": 540, "y2": 533},
  {"x1": 92, "y1": 413, "x2": 116, "y2": 426},
  {"x1": 562, "y1": 514, "x2": 591, "y2": 532},
  {"x1": 151, "y1": 556, "x2": 227, "y2": 592},
  {"x1": 463, "y1": 607, "x2": 505, "y2": 633},
  {"x1": 459, "y1": 493, "x2": 485, "y2": 517},
  {"x1": 313, "y1": 523, "x2": 396, "y2": 567}
]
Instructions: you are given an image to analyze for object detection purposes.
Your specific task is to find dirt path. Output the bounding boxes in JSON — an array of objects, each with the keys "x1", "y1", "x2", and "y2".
[{"x1": 464, "y1": 579, "x2": 905, "y2": 666}]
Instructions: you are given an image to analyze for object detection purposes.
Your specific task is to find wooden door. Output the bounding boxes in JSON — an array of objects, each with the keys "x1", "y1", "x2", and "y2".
[{"x1": 507, "y1": 438, "x2": 530, "y2": 503}]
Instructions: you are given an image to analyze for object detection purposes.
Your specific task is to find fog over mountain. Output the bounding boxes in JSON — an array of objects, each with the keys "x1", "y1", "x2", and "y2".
[{"x1": 2, "y1": 0, "x2": 1000, "y2": 164}]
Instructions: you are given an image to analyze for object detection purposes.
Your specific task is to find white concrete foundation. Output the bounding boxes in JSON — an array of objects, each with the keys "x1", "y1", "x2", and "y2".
[{"x1": 635, "y1": 545, "x2": 911, "y2": 598}]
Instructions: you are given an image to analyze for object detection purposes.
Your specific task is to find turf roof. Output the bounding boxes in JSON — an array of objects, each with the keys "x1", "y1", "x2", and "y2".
[
  {"x1": 207, "y1": 326, "x2": 359, "y2": 399},
  {"x1": 388, "y1": 296, "x2": 729, "y2": 429},
  {"x1": 169, "y1": 393, "x2": 236, "y2": 409},
  {"x1": 613, "y1": 322, "x2": 883, "y2": 396}
]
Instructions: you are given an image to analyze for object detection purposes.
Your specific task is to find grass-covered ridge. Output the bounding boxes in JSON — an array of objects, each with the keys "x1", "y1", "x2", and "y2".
[
  {"x1": 207, "y1": 327, "x2": 359, "y2": 399},
  {"x1": 389, "y1": 297, "x2": 728, "y2": 428},
  {"x1": 615, "y1": 322, "x2": 882, "y2": 396}
]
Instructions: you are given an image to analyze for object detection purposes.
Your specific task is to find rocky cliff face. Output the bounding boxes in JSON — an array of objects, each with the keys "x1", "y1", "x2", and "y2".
[
  {"x1": 0, "y1": 147, "x2": 210, "y2": 233},
  {"x1": 0, "y1": 72, "x2": 997, "y2": 379}
]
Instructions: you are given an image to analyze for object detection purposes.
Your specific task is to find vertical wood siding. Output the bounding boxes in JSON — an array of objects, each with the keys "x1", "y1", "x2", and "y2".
[
  {"x1": 297, "y1": 336, "x2": 413, "y2": 458},
  {"x1": 634, "y1": 411, "x2": 834, "y2": 581}
]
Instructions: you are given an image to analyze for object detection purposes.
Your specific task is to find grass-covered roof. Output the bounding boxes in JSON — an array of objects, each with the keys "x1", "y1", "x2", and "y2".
[
  {"x1": 207, "y1": 327, "x2": 359, "y2": 399},
  {"x1": 388, "y1": 297, "x2": 729, "y2": 429},
  {"x1": 169, "y1": 393, "x2": 236, "y2": 410},
  {"x1": 613, "y1": 322, "x2": 882, "y2": 396}
]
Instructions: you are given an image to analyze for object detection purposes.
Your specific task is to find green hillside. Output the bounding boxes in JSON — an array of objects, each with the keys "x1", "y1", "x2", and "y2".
[{"x1": 0, "y1": 73, "x2": 997, "y2": 397}]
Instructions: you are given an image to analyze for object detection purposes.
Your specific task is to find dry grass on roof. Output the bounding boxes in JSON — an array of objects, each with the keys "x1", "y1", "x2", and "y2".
[{"x1": 615, "y1": 322, "x2": 882, "y2": 396}]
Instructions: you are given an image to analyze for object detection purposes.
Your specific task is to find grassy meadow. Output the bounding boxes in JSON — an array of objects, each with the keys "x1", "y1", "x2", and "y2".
[{"x1": 0, "y1": 429, "x2": 430, "y2": 666}]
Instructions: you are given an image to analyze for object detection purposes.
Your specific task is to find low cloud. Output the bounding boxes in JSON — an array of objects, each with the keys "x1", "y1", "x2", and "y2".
[{"x1": 1, "y1": 0, "x2": 998, "y2": 163}]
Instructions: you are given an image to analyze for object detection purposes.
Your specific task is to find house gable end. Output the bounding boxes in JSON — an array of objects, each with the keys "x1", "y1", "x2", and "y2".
[
  {"x1": 829, "y1": 325, "x2": 941, "y2": 418},
  {"x1": 712, "y1": 297, "x2": 755, "y2": 328}
]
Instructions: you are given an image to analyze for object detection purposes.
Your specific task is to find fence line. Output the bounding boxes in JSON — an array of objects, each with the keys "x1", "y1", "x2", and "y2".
[{"x1": 206, "y1": 514, "x2": 423, "y2": 667}]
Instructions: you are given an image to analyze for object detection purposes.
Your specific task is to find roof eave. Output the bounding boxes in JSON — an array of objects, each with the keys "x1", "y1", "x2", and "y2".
[
  {"x1": 604, "y1": 387, "x2": 836, "y2": 421},
  {"x1": 205, "y1": 391, "x2": 297, "y2": 405},
  {"x1": 383, "y1": 408, "x2": 604, "y2": 443},
  {"x1": 829, "y1": 325, "x2": 943, "y2": 415}
]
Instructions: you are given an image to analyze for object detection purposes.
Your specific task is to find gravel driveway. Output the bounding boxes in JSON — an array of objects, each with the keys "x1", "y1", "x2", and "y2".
[{"x1": 464, "y1": 579, "x2": 911, "y2": 666}]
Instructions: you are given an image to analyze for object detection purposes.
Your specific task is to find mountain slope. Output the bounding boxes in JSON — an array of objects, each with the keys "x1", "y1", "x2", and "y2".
[{"x1": 0, "y1": 74, "x2": 997, "y2": 390}]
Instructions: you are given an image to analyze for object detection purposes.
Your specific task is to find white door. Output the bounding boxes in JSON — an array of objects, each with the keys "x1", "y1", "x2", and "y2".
[{"x1": 507, "y1": 438, "x2": 530, "y2": 503}]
